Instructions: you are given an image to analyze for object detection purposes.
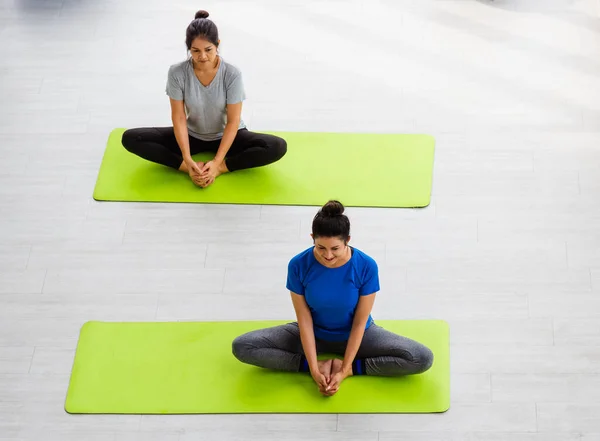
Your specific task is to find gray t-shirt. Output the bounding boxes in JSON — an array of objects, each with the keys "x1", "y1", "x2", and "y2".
[{"x1": 165, "y1": 57, "x2": 246, "y2": 141}]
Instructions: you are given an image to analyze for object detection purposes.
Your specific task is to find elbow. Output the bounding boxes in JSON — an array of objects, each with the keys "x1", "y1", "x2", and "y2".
[
  {"x1": 298, "y1": 313, "x2": 312, "y2": 324},
  {"x1": 226, "y1": 117, "x2": 241, "y2": 127},
  {"x1": 172, "y1": 119, "x2": 187, "y2": 134},
  {"x1": 297, "y1": 320, "x2": 314, "y2": 336},
  {"x1": 352, "y1": 314, "x2": 371, "y2": 329},
  {"x1": 296, "y1": 312, "x2": 313, "y2": 329},
  {"x1": 171, "y1": 112, "x2": 186, "y2": 127}
]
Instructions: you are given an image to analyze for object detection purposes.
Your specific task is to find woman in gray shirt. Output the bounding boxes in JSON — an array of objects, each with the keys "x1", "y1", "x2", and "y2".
[{"x1": 122, "y1": 10, "x2": 287, "y2": 188}]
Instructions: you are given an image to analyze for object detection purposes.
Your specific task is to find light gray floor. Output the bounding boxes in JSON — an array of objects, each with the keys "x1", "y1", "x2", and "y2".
[{"x1": 1, "y1": 0, "x2": 600, "y2": 439}]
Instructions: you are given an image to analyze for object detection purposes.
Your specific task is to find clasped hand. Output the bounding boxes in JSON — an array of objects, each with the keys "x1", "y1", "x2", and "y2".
[
  {"x1": 186, "y1": 158, "x2": 222, "y2": 187},
  {"x1": 199, "y1": 160, "x2": 220, "y2": 184},
  {"x1": 311, "y1": 359, "x2": 352, "y2": 396}
]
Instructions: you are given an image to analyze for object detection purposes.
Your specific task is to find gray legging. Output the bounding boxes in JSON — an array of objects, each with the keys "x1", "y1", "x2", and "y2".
[{"x1": 232, "y1": 322, "x2": 434, "y2": 376}]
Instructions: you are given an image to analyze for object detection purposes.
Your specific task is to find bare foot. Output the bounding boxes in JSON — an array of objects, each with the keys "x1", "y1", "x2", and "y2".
[
  {"x1": 324, "y1": 358, "x2": 353, "y2": 396},
  {"x1": 197, "y1": 161, "x2": 228, "y2": 188},
  {"x1": 315, "y1": 359, "x2": 333, "y2": 396},
  {"x1": 317, "y1": 359, "x2": 333, "y2": 383},
  {"x1": 201, "y1": 161, "x2": 228, "y2": 188},
  {"x1": 215, "y1": 160, "x2": 229, "y2": 177},
  {"x1": 331, "y1": 358, "x2": 353, "y2": 377},
  {"x1": 331, "y1": 358, "x2": 343, "y2": 376}
]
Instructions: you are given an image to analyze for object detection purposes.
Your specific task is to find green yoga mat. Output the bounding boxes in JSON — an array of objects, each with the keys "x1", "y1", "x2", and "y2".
[
  {"x1": 65, "y1": 320, "x2": 450, "y2": 414},
  {"x1": 92, "y1": 129, "x2": 435, "y2": 208}
]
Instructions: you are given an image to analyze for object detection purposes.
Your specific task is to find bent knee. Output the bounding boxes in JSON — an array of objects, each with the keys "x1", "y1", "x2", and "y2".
[
  {"x1": 121, "y1": 129, "x2": 142, "y2": 152},
  {"x1": 272, "y1": 137, "x2": 287, "y2": 160},
  {"x1": 231, "y1": 335, "x2": 254, "y2": 362},
  {"x1": 413, "y1": 347, "x2": 434, "y2": 374}
]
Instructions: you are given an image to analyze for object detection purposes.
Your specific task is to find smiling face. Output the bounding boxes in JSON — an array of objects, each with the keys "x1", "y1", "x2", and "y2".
[
  {"x1": 190, "y1": 37, "x2": 219, "y2": 67},
  {"x1": 312, "y1": 235, "x2": 351, "y2": 268}
]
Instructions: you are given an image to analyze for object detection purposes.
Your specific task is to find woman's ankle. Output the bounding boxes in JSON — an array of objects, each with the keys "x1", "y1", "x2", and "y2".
[{"x1": 218, "y1": 160, "x2": 229, "y2": 174}]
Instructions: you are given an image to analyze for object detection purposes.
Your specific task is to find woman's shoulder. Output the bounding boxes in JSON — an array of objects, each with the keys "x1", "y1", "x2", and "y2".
[
  {"x1": 169, "y1": 60, "x2": 189, "y2": 82},
  {"x1": 351, "y1": 247, "x2": 379, "y2": 269},
  {"x1": 288, "y1": 247, "x2": 314, "y2": 268},
  {"x1": 167, "y1": 59, "x2": 191, "y2": 77},
  {"x1": 220, "y1": 58, "x2": 243, "y2": 78}
]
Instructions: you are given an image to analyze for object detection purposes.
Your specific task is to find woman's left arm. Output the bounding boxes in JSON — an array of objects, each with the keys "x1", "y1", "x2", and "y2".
[
  {"x1": 213, "y1": 102, "x2": 242, "y2": 164},
  {"x1": 341, "y1": 293, "x2": 377, "y2": 374}
]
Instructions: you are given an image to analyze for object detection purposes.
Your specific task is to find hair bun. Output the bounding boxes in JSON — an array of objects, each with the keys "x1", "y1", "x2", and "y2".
[
  {"x1": 321, "y1": 200, "x2": 344, "y2": 217},
  {"x1": 195, "y1": 10, "x2": 209, "y2": 19}
]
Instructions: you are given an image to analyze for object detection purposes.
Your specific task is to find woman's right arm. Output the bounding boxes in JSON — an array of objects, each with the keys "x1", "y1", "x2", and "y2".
[
  {"x1": 169, "y1": 98, "x2": 199, "y2": 172},
  {"x1": 290, "y1": 292, "x2": 319, "y2": 373}
]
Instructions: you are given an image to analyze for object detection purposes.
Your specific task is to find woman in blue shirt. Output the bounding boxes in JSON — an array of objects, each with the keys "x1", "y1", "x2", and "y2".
[{"x1": 232, "y1": 200, "x2": 434, "y2": 396}]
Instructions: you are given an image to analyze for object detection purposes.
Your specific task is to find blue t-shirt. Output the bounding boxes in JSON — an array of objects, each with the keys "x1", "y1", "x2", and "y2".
[{"x1": 286, "y1": 247, "x2": 380, "y2": 342}]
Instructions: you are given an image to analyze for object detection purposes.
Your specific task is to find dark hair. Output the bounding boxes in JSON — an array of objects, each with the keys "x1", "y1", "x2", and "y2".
[
  {"x1": 312, "y1": 200, "x2": 350, "y2": 242},
  {"x1": 186, "y1": 10, "x2": 219, "y2": 50}
]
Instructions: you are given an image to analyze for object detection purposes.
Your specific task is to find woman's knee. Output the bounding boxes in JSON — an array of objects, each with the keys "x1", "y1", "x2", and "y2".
[
  {"x1": 231, "y1": 333, "x2": 256, "y2": 363},
  {"x1": 270, "y1": 136, "x2": 287, "y2": 161},
  {"x1": 413, "y1": 346, "x2": 434, "y2": 374},
  {"x1": 121, "y1": 128, "x2": 144, "y2": 153}
]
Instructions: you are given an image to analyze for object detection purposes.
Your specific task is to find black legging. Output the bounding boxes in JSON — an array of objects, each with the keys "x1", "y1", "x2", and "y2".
[{"x1": 121, "y1": 127, "x2": 287, "y2": 172}]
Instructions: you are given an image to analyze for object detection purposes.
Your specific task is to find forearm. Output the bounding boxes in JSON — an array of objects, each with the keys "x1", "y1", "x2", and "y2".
[
  {"x1": 214, "y1": 121, "x2": 239, "y2": 163},
  {"x1": 173, "y1": 117, "x2": 192, "y2": 161},
  {"x1": 297, "y1": 316, "x2": 319, "y2": 372},
  {"x1": 342, "y1": 319, "x2": 369, "y2": 372}
]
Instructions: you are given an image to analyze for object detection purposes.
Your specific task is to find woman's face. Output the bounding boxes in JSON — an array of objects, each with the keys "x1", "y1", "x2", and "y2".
[
  {"x1": 313, "y1": 236, "x2": 350, "y2": 267},
  {"x1": 190, "y1": 37, "x2": 218, "y2": 67}
]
